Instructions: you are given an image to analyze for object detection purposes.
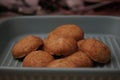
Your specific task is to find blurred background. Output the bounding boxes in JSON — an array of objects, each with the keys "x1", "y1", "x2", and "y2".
[{"x1": 0, "y1": 0, "x2": 120, "y2": 20}]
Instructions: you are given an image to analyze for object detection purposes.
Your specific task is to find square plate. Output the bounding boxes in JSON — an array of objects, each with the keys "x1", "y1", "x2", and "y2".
[{"x1": 0, "y1": 16, "x2": 120, "y2": 80}]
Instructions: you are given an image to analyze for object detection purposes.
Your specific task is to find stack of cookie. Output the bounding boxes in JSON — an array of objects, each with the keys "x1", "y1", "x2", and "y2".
[{"x1": 12, "y1": 24, "x2": 111, "y2": 68}]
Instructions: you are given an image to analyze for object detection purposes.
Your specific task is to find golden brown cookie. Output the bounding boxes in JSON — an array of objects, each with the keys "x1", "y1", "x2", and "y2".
[
  {"x1": 48, "y1": 24, "x2": 84, "y2": 41},
  {"x1": 12, "y1": 35, "x2": 43, "y2": 58},
  {"x1": 77, "y1": 39, "x2": 86, "y2": 50},
  {"x1": 78, "y1": 38, "x2": 111, "y2": 63},
  {"x1": 23, "y1": 50, "x2": 54, "y2": 67},
  {"x1": 66, "y1": 51, "x2": 93, "y2": 67},
  {"x1": 43, "y1": 36, "x2": 78, "y2": 56},
  {"x1": 47, "y1": 59, "x2": 76, "y2": 68}
]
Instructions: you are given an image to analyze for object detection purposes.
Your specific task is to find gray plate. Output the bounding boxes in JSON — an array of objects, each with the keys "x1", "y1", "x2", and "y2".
[{"x1": 0, "y1": 16, "x2": 120, "y2": 80}]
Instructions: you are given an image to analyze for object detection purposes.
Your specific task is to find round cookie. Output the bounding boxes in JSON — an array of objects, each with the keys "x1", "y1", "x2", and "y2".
[
  {"x1": 23, "y1": 50, "x2": 54, "y2": 67},
  {"x1": 47, "y1": 59, "x2": 76, "y2": 68},
  {"x1": 48, "y1": 24, "x2": 84, "y2": 41},
  {"x1": 12, "y1": 35, "x2": 43, "y2": 58},
  {"x1": 43, "y1": 36, "x2": 78, "y2": 56},
  {"x1": 78, "y1": 38, "x2": 111, "y2": 63},
  {"x1": 66, "y1": 51, "x2": 93, "y2": 67},
  {"x1": 77, "y1": 39, "x2": 86, "y2": 50}
]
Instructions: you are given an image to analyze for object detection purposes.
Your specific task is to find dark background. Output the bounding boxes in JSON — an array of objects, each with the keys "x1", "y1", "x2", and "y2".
[{"x1": 0, "y1": 0, "x2": 120, "y2": 20}]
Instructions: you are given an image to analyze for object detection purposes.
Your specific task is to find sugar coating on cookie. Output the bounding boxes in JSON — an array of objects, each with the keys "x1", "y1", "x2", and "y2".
[
  {"x1": 78, "y1": 38, "x2": 111, "y2": 63},
  {"x1": 48, "y1": 24, "x2": 84, "y2": 41},
  {"x1": 43, "y1": 36, "x2": 78, "y2": 56},
  {"x1": 66, "y1": 51, "x2": 93, "y2": 67},
  {"x1": 12, "y1": 35, "x2": 43, "y2": 58},
  {"x1": 23, "y1": 50, "x2": 54, "y2": 67},
  {"x1": 47, "y1": 59, "x2": 76, "y2": 68}
]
